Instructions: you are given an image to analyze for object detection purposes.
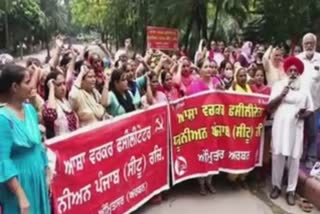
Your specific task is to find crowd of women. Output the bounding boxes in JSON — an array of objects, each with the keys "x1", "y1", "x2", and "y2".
[{"x1": 0, "y1": 32, "x2": 319, "y2": 213}]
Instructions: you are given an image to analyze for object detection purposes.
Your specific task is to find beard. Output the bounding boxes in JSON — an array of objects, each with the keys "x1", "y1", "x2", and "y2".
[
  {"x1": 305, "y1": 50, "x2": 315, "y2": 58},
  {"x1": 288, "y1": 76, "x2": 301, "y2": 90}
]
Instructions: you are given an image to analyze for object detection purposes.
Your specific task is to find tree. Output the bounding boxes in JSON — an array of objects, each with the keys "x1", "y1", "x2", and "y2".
[
  {"x1": 70, "y1": 0, "x2": 320, "y2": 56},
  {"x1": 209, "y1": 0, "x2": 250, "y2": 41},
  {"x1": 0, "y1": 0, "x2": 45, "y2": 50},
  {"x1": 0, "y1": 0, "x2": 70, "y2": 55},
  {"x1": 242, "y1": 0, "x2": 320, "y2": 45}
]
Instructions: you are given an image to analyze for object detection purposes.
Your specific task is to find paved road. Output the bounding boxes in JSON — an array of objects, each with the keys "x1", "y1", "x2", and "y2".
[
  {"x1": 134, "y1": 179, "x2": 320, "y2": 214},
  {"x1": 15, "y1": 44, "x2": 84, "y2": 66}
]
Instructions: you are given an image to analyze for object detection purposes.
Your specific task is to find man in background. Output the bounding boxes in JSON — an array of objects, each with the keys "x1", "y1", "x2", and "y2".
[{"x1": 298, "y1": 33, "x2": 320, "y2": 168}]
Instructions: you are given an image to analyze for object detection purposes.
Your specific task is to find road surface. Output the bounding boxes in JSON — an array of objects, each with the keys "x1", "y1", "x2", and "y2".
[{"x1": 135, "y1": 179, "x2": 320, "y2": 214}]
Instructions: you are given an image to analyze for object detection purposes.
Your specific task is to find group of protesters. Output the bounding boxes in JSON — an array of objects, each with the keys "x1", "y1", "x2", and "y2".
[{"x1": 0, "y1": 32, "x2": 319, "y2": 214}]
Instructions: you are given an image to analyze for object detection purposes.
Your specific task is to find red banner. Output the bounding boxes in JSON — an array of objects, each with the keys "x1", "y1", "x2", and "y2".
[
  {"x1": 170, "y1": 91, "x2": 268, "y2": 185},
  {"x1": 147, "y1": 26, "x2": 179, "y2": 50},
  {"x1": 46, "y1": 104, "x2": 169, "y2": 214}
]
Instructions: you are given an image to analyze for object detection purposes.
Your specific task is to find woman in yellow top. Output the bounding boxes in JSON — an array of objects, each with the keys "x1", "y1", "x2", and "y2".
[
  {"x1": 230, "y1": 66, "x2": 252, "y2": 93},
  {"x1": 69, "y1": 64, "x2": 108, "y2": 127},
  {"x1": 228, "y1": 66, "x2": 252, "y2": 188}
]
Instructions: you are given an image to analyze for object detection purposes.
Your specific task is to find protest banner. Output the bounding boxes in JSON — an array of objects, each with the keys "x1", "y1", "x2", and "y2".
[
  {"x1": 46, "y1": 104, "x2": 169, "y2": 214},
  {"x1": 170, "y1": 91, "x2": 268, "y2": 185},
  {"x1": 147, "y1": 26, "x2": 179, "y2": 50}
]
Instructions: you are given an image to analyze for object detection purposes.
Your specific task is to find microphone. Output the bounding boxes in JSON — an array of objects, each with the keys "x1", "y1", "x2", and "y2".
[{"x1": 287, "y1": 78, "x2": 295, "y2": 89}]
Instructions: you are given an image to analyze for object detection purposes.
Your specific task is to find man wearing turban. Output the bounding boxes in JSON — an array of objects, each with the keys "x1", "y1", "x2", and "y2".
[{"x1": 268, "y1": 56, "x2": 313, "y2": 206}]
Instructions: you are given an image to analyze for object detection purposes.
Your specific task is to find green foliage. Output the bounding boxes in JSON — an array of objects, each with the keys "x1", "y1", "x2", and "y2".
[
  {"x1": 243, "y1": 0, "x2": 320, "y2": 44},
  {"x1": 5, "y1": 0, "x2": 45, "y2": 43},
  {"x1": 3, "y1": 0, "x2": 320, "y2": 53},
  {"x1": 1, "y1": 0, "x2": 71, "y2": 51}
]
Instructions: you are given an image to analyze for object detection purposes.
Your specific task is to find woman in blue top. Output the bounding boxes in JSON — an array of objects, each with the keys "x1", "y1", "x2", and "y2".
[
  {"x1": 101, "y1": 68, "x2": 136, "y2": 116},
  {"x1": 126, "y1": 58, "x2": 146, "y2": 106},
  {"x1": 0, "y1": 64, "x2": 50, "y2": 214}
]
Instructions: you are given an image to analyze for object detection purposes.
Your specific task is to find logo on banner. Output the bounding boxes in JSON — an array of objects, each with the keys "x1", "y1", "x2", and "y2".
[
  {"x1": 154, "y1": 115, "x2": 165, "y2": 133},
  {"x1": 174, "y1": 156, "x2": 187, "y2": 176}
]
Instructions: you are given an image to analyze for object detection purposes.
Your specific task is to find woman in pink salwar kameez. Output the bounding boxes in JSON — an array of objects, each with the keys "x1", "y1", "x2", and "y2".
[
  {"x1": 187, "y1": 59, "x2": 217, "y2": 195},
  {"x1": 173, "y1": 57, "x2": 198, "y2": 96}
]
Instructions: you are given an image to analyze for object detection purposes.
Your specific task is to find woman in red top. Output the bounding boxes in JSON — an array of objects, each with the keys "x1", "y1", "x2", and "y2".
[
  {"x1": 250, "y1": 67, "x2": 272, "y2": 186},
  {"x1": 250, "y1": 67, "x2": 271, "y2": 95},
  {"x1": 89, "y1": 53, "x2": 105, "y2": 92}
]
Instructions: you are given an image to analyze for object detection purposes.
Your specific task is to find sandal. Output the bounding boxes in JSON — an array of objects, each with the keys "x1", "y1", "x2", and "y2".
[
  {"x1": 206, "y1": 183, "x2": 217, "y2": 194},
  {"x1": 150, "y1": 194, "x2": 162, "y2": 204},
  {"x1": 199, "y1": 184, "x2": 208, "y2": 196},
  {"x1": 298, "y1": 197, "x2": 314, "y2": 213}
]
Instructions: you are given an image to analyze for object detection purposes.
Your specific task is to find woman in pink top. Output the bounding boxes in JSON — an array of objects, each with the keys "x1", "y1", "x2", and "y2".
[
  {"x1": 173, "y1": 57, "x2": 197, "y2": 96},
  {"x1": 187, "y1": 59, "x2": 218, "y2": 95},
  {"x1": 212, "y1": 60, "x2": 235, "y2": 90},
  {"x1": 187, "y1": 59, "x2": 217, "y2": 195},
  {"x1": 238, "y1": 41, "x2": 254, "y2": 68},
  {"x1": 142, "y1": 72, "x2": 167, "y2": 204},
  {"x1": 160, "y1": 71, "x2": 181, "y2": 101},
  {"x1": 142, "y1": 72, "x2": 167, "y2": 108}
]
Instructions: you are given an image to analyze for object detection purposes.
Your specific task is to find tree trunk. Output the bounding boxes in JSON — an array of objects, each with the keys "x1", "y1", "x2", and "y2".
[
  {"x1": 209, "y1": 0, "x2": 222, "y2": 41},
  {"x1": 115, "y1": 17, "x2": 119, "y2": 50},
  {"x1": 64, "y1": 0, "x2": 72, "y2": 24},
  {"x1": 45, "y1": 40, "x2": 51, "y2": 63},
  {"x1": 183, "y1": 16, "x2": 194, "y2": 50},
  {"x1": 200, "y1": 0, "x2": 208, "y2": 40},
  {"x1": 4, "y1": 0, "x2": 10, "y2": 50},
  {"x1": 142, "y1": 0, "x2": 149, "y2": 52}
]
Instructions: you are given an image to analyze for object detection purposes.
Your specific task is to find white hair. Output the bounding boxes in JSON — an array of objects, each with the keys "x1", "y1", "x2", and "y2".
[
  {"x1": 302, "y1": 33, "x2": 317, "y2": 44},
  {"x1": 0, "y1": 54, "x2": 14, "y2": 65},
  {"x1": 114, "y1": 49, "x2": 127, "y2": 62}
]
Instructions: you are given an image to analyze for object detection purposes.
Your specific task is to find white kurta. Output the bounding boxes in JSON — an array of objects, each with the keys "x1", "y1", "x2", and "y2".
[
  {"x1": 297, "y1": 52, "x2": 320, "y2": 111},
  {"x1": 269, "y1": 79, "x2": 313, "y2": 159}
]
